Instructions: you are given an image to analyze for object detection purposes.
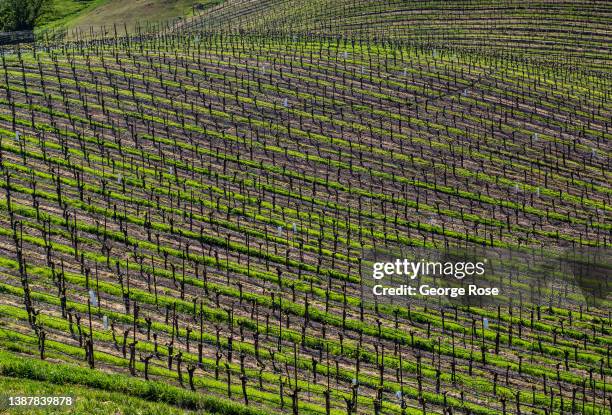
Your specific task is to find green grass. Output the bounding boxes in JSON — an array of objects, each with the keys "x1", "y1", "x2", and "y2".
[
  {"x1": 38, "y1": 0, "x2": 223, "y2": 36},
  {"x1": 0, "y1": 350, "x2": 268, "y2": 415},
  {"x1": 37, "y1": 0, "x2": 109, "y2": 32},
  {"x1": 0, "y1": 376, "x2": 199, "y2": 414}
]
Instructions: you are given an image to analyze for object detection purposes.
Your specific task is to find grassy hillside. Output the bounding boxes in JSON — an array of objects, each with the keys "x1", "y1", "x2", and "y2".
[
  {"x1": 182, "y1": 0, "x2": 612, "y2": 71},
  {"x1": 0, "y1": 375, "x2": 198, "y2": 414},
  {"x1": 37, "y1": 0, "x2": 221, "y2": 36},
  {"x1": 37, "y1": 0, "x2": 107, "y2": 30},
  {"x1": 0, "y1": 349, "x2": 245, "y2": 414}
]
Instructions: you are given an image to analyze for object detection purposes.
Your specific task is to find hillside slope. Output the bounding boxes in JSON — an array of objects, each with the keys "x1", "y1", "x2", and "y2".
[
  {"x1": 0, "y1": 33, "x2": 609, "y2": 414},
  {"x1": 183, "y1": 0, "x2": 612, "y2": 71},
  {"x1": 37, "y1": 0, "x2": 221, "y2": 37}
]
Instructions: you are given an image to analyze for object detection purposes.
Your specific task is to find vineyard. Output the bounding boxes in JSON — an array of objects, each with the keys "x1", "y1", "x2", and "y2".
[
  {"x1": 0, "y1": 2, "x2": 610, "y2": 415},
  {"x1": 183, "y1": 0, "x2": 612, "y2": 72}
]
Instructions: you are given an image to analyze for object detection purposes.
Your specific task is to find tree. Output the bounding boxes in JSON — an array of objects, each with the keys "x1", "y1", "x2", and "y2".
[{"x1": 0, "y1": 0, "x2": 49, "y2": 31}]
